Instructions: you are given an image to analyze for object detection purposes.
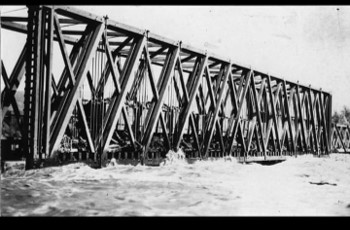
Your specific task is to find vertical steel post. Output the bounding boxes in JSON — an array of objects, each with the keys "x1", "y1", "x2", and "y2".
[
  {"x1": 0, "y1": 9, "x2": 2, "y2": 169},
  {"x1": 43, "y1": 8, "x2": 53, "y2": 158},
  {"x1": 327, "y1": 93, "x2": 332, "y2": 153},
  {"x1": 23, "y1": 5, "x2": 43, "y2": 169}
]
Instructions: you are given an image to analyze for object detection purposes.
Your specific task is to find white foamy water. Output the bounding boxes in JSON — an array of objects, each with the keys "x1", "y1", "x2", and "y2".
[{"x1": 1, "y1": 153, "x2": 350, "y2": 216}]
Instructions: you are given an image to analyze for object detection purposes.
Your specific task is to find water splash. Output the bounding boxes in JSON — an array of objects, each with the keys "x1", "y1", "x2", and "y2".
[{"x1": 160, "y1": 149, "x2": 186, "y2": 166}]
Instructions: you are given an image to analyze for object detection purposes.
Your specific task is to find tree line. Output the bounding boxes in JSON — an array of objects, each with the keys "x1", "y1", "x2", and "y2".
[{"x1": 332, "y1": 106, "x2": 350, "y2": 125}]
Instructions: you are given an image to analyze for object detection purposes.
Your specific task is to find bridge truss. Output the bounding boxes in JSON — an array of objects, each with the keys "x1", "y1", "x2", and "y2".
[{"x1": 0, "y1": 6, "x2": 335, "y2": 169}]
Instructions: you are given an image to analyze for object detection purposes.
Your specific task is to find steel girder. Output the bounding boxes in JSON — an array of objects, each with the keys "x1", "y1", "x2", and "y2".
[
  {"x1": 0, "y1": 5, "x2": 334, "y2": 168},
  {"x1": 330, "y1": 124, "x2": 350, "y2": 153}
]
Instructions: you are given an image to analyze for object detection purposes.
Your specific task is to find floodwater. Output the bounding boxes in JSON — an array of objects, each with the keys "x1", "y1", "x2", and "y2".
[{"x1": 1, "y1": 151, "x2": 350, "y2": 216}]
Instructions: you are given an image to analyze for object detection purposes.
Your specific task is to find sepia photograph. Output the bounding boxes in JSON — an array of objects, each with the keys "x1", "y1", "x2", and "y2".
[{"x1": 0, "y1": 4, "x2": 350, "y2": 216}]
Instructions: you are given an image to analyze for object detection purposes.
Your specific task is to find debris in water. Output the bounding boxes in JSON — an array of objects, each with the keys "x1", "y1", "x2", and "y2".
[{"x1": 309, "y1": 181, "x2": 337, "y2": 186}]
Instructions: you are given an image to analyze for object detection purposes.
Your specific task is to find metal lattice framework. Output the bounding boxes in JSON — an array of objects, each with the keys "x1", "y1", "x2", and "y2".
[
  {"x1": 0, "y1": 6, "x2": 335, "y2": 169},
  {"x1": 330, "y1": 124, "x2": 350, "y2": 153}
]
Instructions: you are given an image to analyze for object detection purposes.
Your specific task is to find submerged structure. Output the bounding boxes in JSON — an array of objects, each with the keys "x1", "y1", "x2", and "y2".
[{"x1": 1, "y1": 5, "x2": 346, "y2": 170}]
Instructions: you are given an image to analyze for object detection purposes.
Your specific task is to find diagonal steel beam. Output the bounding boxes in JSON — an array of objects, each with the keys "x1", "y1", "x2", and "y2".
[
  {"x1": 296, "y1": 84, "x2": 307, "y2": 151},
  {"x1": 143, "y1": 44, "x2": 170, "y2": 150},
  {"x1": 282, "y1": 80, "x2": 296, "y2": 153},
  {"x1": 267, "y1": 76, "x2": 282, "y2": 154},
  {"x1": 189, "y1": 114, "x2": 200, "y2": 152},
  {"x1": 201, "y1": 62, "x2": 231, "y2": 158},
  {"x1": 174, "y1": 54, "x2": 208, "y2": 151},
  {"x1": 103, "y1": 33, "x2": 136, "y2": 150},
  {"x1": 1, "y1": 45, "x2": 26, "y2": 118},
  {"x1": 319, "y1": 91, "x2": 330, "y2": 153},
  {"x1": 50, "y1": 22, "x2": 104, "y2": 155},
  {"x1": 1, "y1": 63, "x2": 21, "y2": 121},
  {"x1": 226, "y1": 71, "x2": 246, "y2": 137},
  {"x1": 227, "y1": 70, "x2": 252, "y2": 155},
  {"x1": 250, "y1": 74, "x2": 267, "y2": 156},
  {"x1": 142, "y1": 46, "x2": 179, "y2": 155},
  {"x1": 101, "y1": 35, "x2": 146, "y2": 152}
]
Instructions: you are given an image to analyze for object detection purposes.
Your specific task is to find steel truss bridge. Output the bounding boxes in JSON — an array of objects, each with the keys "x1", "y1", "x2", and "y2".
[{"x1": 0, "y1": 5, "x2": 349, "y2": 169}]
